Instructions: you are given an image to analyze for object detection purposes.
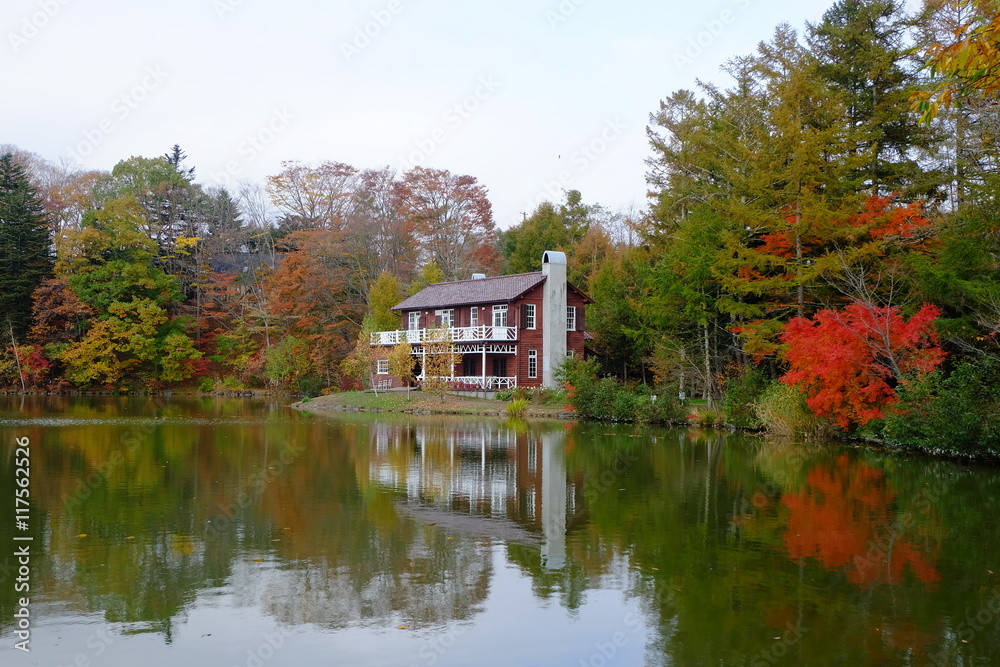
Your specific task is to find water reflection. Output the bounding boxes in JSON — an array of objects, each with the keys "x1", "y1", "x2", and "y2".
[
  {"x1": 1, "y1": 397, "x2": 999, "y2": 667},
  {"x1": 366, "y1": 421, "x2": 571, "y2": 569}
]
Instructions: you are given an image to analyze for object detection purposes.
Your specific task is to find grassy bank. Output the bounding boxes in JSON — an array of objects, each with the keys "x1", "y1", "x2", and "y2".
[{"x1": 292, "y1": 390, "x2": 572, "y2": 419}]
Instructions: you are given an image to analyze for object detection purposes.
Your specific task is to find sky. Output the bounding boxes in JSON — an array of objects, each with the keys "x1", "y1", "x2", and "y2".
[{"x1": 6, "y1": 0, "x2": 867, "y2": 229}]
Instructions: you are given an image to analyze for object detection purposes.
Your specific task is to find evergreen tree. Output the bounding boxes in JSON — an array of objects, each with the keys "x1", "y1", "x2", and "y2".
[
  {"x1": 0, "y1": 153, "x2": 52, "y2": 339},
  {"x1": 808, "y1": 0, "x2": 943, "y2": 198}
]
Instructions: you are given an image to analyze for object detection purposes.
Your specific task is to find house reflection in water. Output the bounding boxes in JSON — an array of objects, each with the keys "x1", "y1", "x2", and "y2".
[{"x1": 368, "y1": 421, "x2": 578, "y2": 569}]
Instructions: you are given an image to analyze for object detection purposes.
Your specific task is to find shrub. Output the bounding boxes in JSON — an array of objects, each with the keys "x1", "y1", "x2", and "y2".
[
  {"x1": 506, "y1": 398, "x2": 529, "y2": 418},
  {"x1": 722, "y1": 365, "x2": 770, "y2": 430},
  {"x1": 871, "y1": 360, "x2": 1000, "y2": 457},
  {"x1": 298, "y1": 375, "x2": 325, "y2": 398},
  {"x1": 198, "y1": 377, "x2": 215, "y2": 393},
  {"x1": 754, "y1": 383, "x2": 834, "y2": 438}
]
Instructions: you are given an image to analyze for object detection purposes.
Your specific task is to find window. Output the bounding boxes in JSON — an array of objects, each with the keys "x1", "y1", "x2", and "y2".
[
  {"x1": 566, "y1": 349, "x2": 575, "y2": 358},
  {"x1": 492, "y1": 357, "x2": 507, "y2": 377},
  {"x1": 528, "y1": 350, "x2": 537, "y2": 379},
  {"x1": 492, "y1": 304, "x2": 508, "y2": 327},
  {"x1": 376, "y1": 359, "x2": 389, "y2": 375},
  {"x1": 408, "y1": 311, "x2": 420, "y2": 330},
  {"x1": 525, "y1": 303, "x2": 536, "y2": 329},
  {"x1": 435, "y1": 308, "x2": 454, "y2": 327},
  {"x1": 463, "y1": 356, "x2": 477, "y2": 377},
  {"x1": 470, "y1": 306, "x2": 478, "y2": 327},
  {"x1": 567, "y1": 306, "x2": 576, "y2": 331}
]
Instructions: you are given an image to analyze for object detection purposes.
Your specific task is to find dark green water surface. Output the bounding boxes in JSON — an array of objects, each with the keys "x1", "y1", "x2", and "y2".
[{"x1": 1, "y1": 395, "x2": 999, "y2": 666}]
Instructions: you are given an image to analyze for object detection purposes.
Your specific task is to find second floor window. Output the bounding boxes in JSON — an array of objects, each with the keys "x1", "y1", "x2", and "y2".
[
  {"x1": 408, "y1": 311, "x2": 420, "y2": 330},
  {"x1": 492, "y1": 304, "x2": 508, "y2": 328},
  {"x1": 435, "y1": 309, "x2": 454, "y2": 327},
  {"x1": 525, "y1": 304, "x2": 536, "y2": 329},
  {"x1": 567, "y1": 306, "x2": 576, "y2": 331},
  {"x1": 471, "y1": 307, "x2": 478, "y2": 327}
]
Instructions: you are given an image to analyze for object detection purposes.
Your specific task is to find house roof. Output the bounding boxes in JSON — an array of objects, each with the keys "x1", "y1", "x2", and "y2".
[
  {"x1": 393, "y1": 272, "x2": 548, "y2": 310},
  {"x1": 393, "y1": 271, "x2": 595, "y2": 311}
]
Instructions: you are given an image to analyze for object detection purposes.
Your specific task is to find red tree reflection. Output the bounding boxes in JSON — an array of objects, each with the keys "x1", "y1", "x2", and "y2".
[{"x1": 782, "y1": 455, "x2": 939, "y2": 587}]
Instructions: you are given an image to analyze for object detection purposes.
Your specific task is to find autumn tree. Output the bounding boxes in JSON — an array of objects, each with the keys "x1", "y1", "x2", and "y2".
[
  {"x1": 915, "y1": 0, "x2": 1000, "y2": 120},
  {"x1": 780, "y1": 302, "x2": 945, "y2": 428},
  {"x1": 0, "y1": 153, "x2": 53, "y2": 339},
  {"x1": 367, "y1": 270, "x2": 403, "y2": 332},
  {"x1": 267, "y1": 160, "x2": 359, "y2": 232},
  {"x1": 420, "y1": 326, "x2": 462, "y2": 401},
  {"x1": 387, "y1": 339, "x2": 416, "y2": 397},
  {"x1": 397, "y1": 167, "x2": 500, "y2": 281},
  {"x1": 344, "y1": 167, "x2": 417, "y2": 291},
  {"x1": 267, "y1": 228, "x2": 366, "y2": 386}
]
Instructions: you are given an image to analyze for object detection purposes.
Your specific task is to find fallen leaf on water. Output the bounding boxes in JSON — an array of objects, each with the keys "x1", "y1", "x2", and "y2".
[
  {"x1": 427, "y1": 522, "x2": 438, "y2": 526},
  {"x1": 125, "y1": 536, "x2": 134, "y2": 540},
  {"x1": 448, "y1": 537, "x2": 454, "y2": 540},
  {"x1": 651, "y1": 567, "x2": 659, "y2": 571},
  {"x1": 253, "y1": 558, "x2": 265, "y2": 562},
  {"x1": 77, "y1": 534, "x2": 87, "y2": 538},
  {"x1": 396, "y1": 625, "x2": 409, "y2": 630}
]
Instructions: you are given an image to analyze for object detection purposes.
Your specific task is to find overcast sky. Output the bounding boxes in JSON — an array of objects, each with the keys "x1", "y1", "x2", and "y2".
[{"x1": 6, "y1": 0, "x2": 881, "y2": 228}]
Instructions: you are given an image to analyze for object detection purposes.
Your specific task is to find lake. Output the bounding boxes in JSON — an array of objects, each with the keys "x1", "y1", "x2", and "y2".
[{"x1": 1, "y1": 395, "x2": 999, "y2": 666}]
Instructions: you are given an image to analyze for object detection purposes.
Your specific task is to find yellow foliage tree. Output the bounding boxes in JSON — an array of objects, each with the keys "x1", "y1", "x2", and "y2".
[{"x1": 420, "y1": 327, "x2": 461, "y2": 402}]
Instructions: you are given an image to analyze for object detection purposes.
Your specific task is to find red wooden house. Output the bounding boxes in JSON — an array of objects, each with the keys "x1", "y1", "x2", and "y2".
[{"x1": 370, "y1": 251, "x2": 592, "y2": 391}]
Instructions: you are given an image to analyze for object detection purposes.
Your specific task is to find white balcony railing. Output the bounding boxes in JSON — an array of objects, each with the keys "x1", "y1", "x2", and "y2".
[
  {"x1": 371, "y1": 325, "x2": 518, "y2": 346},
  {"x1": 419, "y1": 376, "x2": 517, "y2": 390}
]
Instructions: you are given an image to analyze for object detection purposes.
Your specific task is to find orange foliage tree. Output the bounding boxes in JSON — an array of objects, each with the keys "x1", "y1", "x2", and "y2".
[{"x1": 780, "y1": 302, "x2": 945, "y2": 429}]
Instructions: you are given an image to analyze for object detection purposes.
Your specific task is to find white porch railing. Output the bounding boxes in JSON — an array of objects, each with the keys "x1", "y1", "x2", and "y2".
[
  {"x1": 371, "y1": 325, "x2": 518, "y2": 345},
  {"x1": 419, "y1": 376, "x2": 517, "y2": 390}
]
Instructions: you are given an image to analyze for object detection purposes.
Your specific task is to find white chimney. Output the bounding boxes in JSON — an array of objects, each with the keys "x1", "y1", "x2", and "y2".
[{"x1": 541, "y1": 251, "x2": 567, "y2": 388}]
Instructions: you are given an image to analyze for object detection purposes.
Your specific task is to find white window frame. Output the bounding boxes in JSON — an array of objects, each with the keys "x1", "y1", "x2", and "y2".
[
  {"x1": 435, "y1": 308, "x2": 454, "y2": 327},
  {"x1": 408, "y1": 311, "x2": 420, "y2": 330},
  {"x1": 566, "y1": 306, "x2": 576, "y2": 331},
  {"x1": 376, "y1": 359, "x2": 389, "y2": 375},
  {"x1": 492, "y1": 304, "x2": 508, "y2": 328},
  {"x1": 470, "y1": 306, "x2": 478, "y2": 327},
  {"x1": 525, "y1": 303, "x2": 536, "y2": 330},
  {"x1": 566, "y1": 349, "x2": 575, "y2": 358},
  {"x1": 528, "y1": 350, "x2": 537, "y2": 378}
]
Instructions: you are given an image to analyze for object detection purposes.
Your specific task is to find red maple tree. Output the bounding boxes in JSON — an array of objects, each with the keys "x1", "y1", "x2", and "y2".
[{"x1": 780, "y1": 302, "x2": 945, "y2": 428}]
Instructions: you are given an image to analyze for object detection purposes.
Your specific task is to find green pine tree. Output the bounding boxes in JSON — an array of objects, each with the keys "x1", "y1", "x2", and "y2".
[{"x1": 0, "y1": 153, "x2": 52, "y2": 339}]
